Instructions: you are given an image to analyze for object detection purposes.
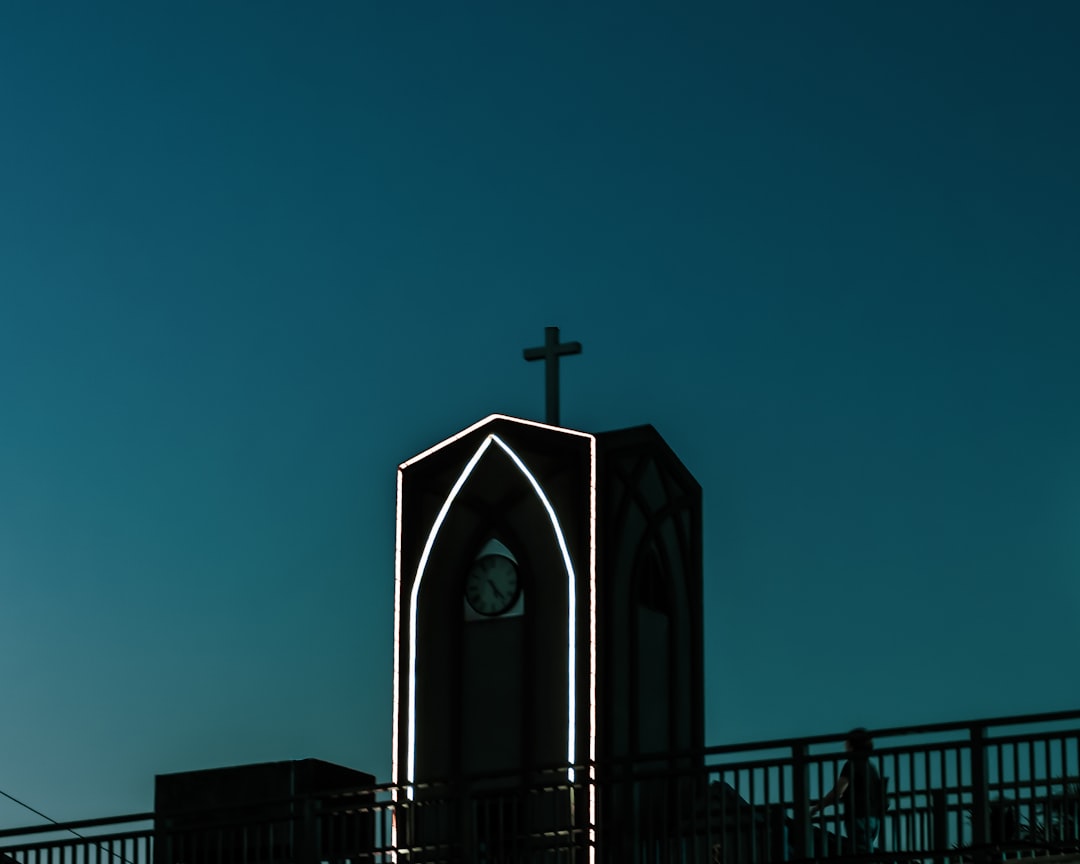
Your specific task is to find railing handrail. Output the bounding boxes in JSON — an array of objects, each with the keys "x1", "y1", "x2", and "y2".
[
  {"x1": 0, "y1": 813, "x2": 155, "y2": 841},
  {"x1": 701, "y1": 707, "x2": 1080, "y2": 757}
]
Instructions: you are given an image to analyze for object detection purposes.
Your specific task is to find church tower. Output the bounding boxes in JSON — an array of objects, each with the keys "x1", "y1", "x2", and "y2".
[{"x1": 391, "y1": 329, "x2": 703, "y2": 858}]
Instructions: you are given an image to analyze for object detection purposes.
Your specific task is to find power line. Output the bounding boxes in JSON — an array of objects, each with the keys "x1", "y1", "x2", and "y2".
[
  {"x1": 0, "y1": 786, "x2": 64, "y2": 827},
  {"x1": 0, "y1": 787, "x2": 135, "y2": 864}
]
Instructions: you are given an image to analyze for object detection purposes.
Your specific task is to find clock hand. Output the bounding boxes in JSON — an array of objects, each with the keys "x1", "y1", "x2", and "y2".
[{"x1": 487, "y1": 579, "x2": 505, "y2": 601}]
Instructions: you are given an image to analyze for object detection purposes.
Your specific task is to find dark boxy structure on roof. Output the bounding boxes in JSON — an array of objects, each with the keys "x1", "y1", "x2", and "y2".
[{"x1": 154, "y1": 759, "x2": 375, "y2": 864}]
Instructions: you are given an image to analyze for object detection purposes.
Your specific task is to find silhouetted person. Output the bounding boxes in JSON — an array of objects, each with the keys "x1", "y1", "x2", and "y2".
[{"x1": 810, "y1": 728, "x2": 883, "y2": 854}]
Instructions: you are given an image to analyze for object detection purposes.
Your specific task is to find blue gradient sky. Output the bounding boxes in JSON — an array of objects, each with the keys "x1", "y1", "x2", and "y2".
[{"x1": 2, "y1": 2, "x2": 1078, "y2": 824}]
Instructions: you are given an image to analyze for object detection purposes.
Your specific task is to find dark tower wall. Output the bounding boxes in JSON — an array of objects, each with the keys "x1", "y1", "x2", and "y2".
[
  {"x1": 394, "y1": 416, "x2": 594, "y2": 789},
  {"x1": 392, "y1": 415, "x2": 703, "y2": 858},
  {"x1": 595, "y1": 424, "x2": 704, "y2": 768}
]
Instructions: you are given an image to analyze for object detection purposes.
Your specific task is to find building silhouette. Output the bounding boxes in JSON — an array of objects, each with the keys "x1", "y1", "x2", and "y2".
[{"x1": 0, "y1": 337, "x2": 1077, "y2": 864}]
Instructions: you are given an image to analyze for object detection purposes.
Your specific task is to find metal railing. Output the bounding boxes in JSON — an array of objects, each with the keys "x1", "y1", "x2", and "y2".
[
  {"x1": 1, "y1": 710, "x2": 1077, "y2": 864},
  {"x1": 691, "y1": 708, "x2": 1080, "y2": 864}
]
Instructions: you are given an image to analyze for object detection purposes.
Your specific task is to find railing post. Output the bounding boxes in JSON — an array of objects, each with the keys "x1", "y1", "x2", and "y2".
[
  {"x1": 932, "y1": 788, "x2": 949, "y2": 864},
  {"x1": 792, "y1": 743, "x2": 810, "y2": 862},
  {"x1": 970, "y1": 725, "x2": 989, "y2": 864},
  {"x1": 296, "y1": 794, "x2": 318, "y2": 864}
]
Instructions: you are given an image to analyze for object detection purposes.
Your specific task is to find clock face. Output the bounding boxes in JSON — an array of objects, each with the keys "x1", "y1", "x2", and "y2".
[{"x1": 465, "y1": 554, "x2": 520, "y2": 617}]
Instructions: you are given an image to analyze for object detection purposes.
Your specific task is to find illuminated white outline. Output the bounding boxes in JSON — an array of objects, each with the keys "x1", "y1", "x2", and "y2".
[
  {"x1": 391, "y1": 415, "x2": 596, "y2": 812},
  {"x1": 407, "y1": 434, "x2": 573, "y2": 787},
  {"x1": 390, "y1": 466, "x2": 405, "y2": 852}
]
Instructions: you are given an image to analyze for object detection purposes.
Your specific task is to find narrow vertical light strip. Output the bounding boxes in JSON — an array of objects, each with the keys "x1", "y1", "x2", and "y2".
[
  {"x1": 587, "y1": 434, "x2": 598, "y2": 864},
  {"x1": 390, "y1": 467, "x2": 405, "y2": 838},
  {"x1": 405, "y1": 434, "x2": 496, "y2": 797}
]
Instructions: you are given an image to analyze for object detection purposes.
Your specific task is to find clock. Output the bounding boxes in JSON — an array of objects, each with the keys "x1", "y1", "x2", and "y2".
[{"x1": 465, "y1": 554, "x2": 520, "y2": 617}]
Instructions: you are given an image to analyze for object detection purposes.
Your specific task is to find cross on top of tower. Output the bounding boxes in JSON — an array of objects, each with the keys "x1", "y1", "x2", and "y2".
[{"x1": 523, "y1": 326, "x2": 582, "y2": 427}]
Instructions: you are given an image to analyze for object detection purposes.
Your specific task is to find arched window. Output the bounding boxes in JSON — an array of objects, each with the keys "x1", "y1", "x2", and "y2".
[{"x1": 635, "y1": 541, "x2": 671, "y2": 755}]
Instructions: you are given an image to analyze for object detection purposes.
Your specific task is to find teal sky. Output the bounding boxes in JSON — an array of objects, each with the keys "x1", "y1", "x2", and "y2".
[{"x1": 1, "y1": 2, "x2": 1078, "y2": 823}]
